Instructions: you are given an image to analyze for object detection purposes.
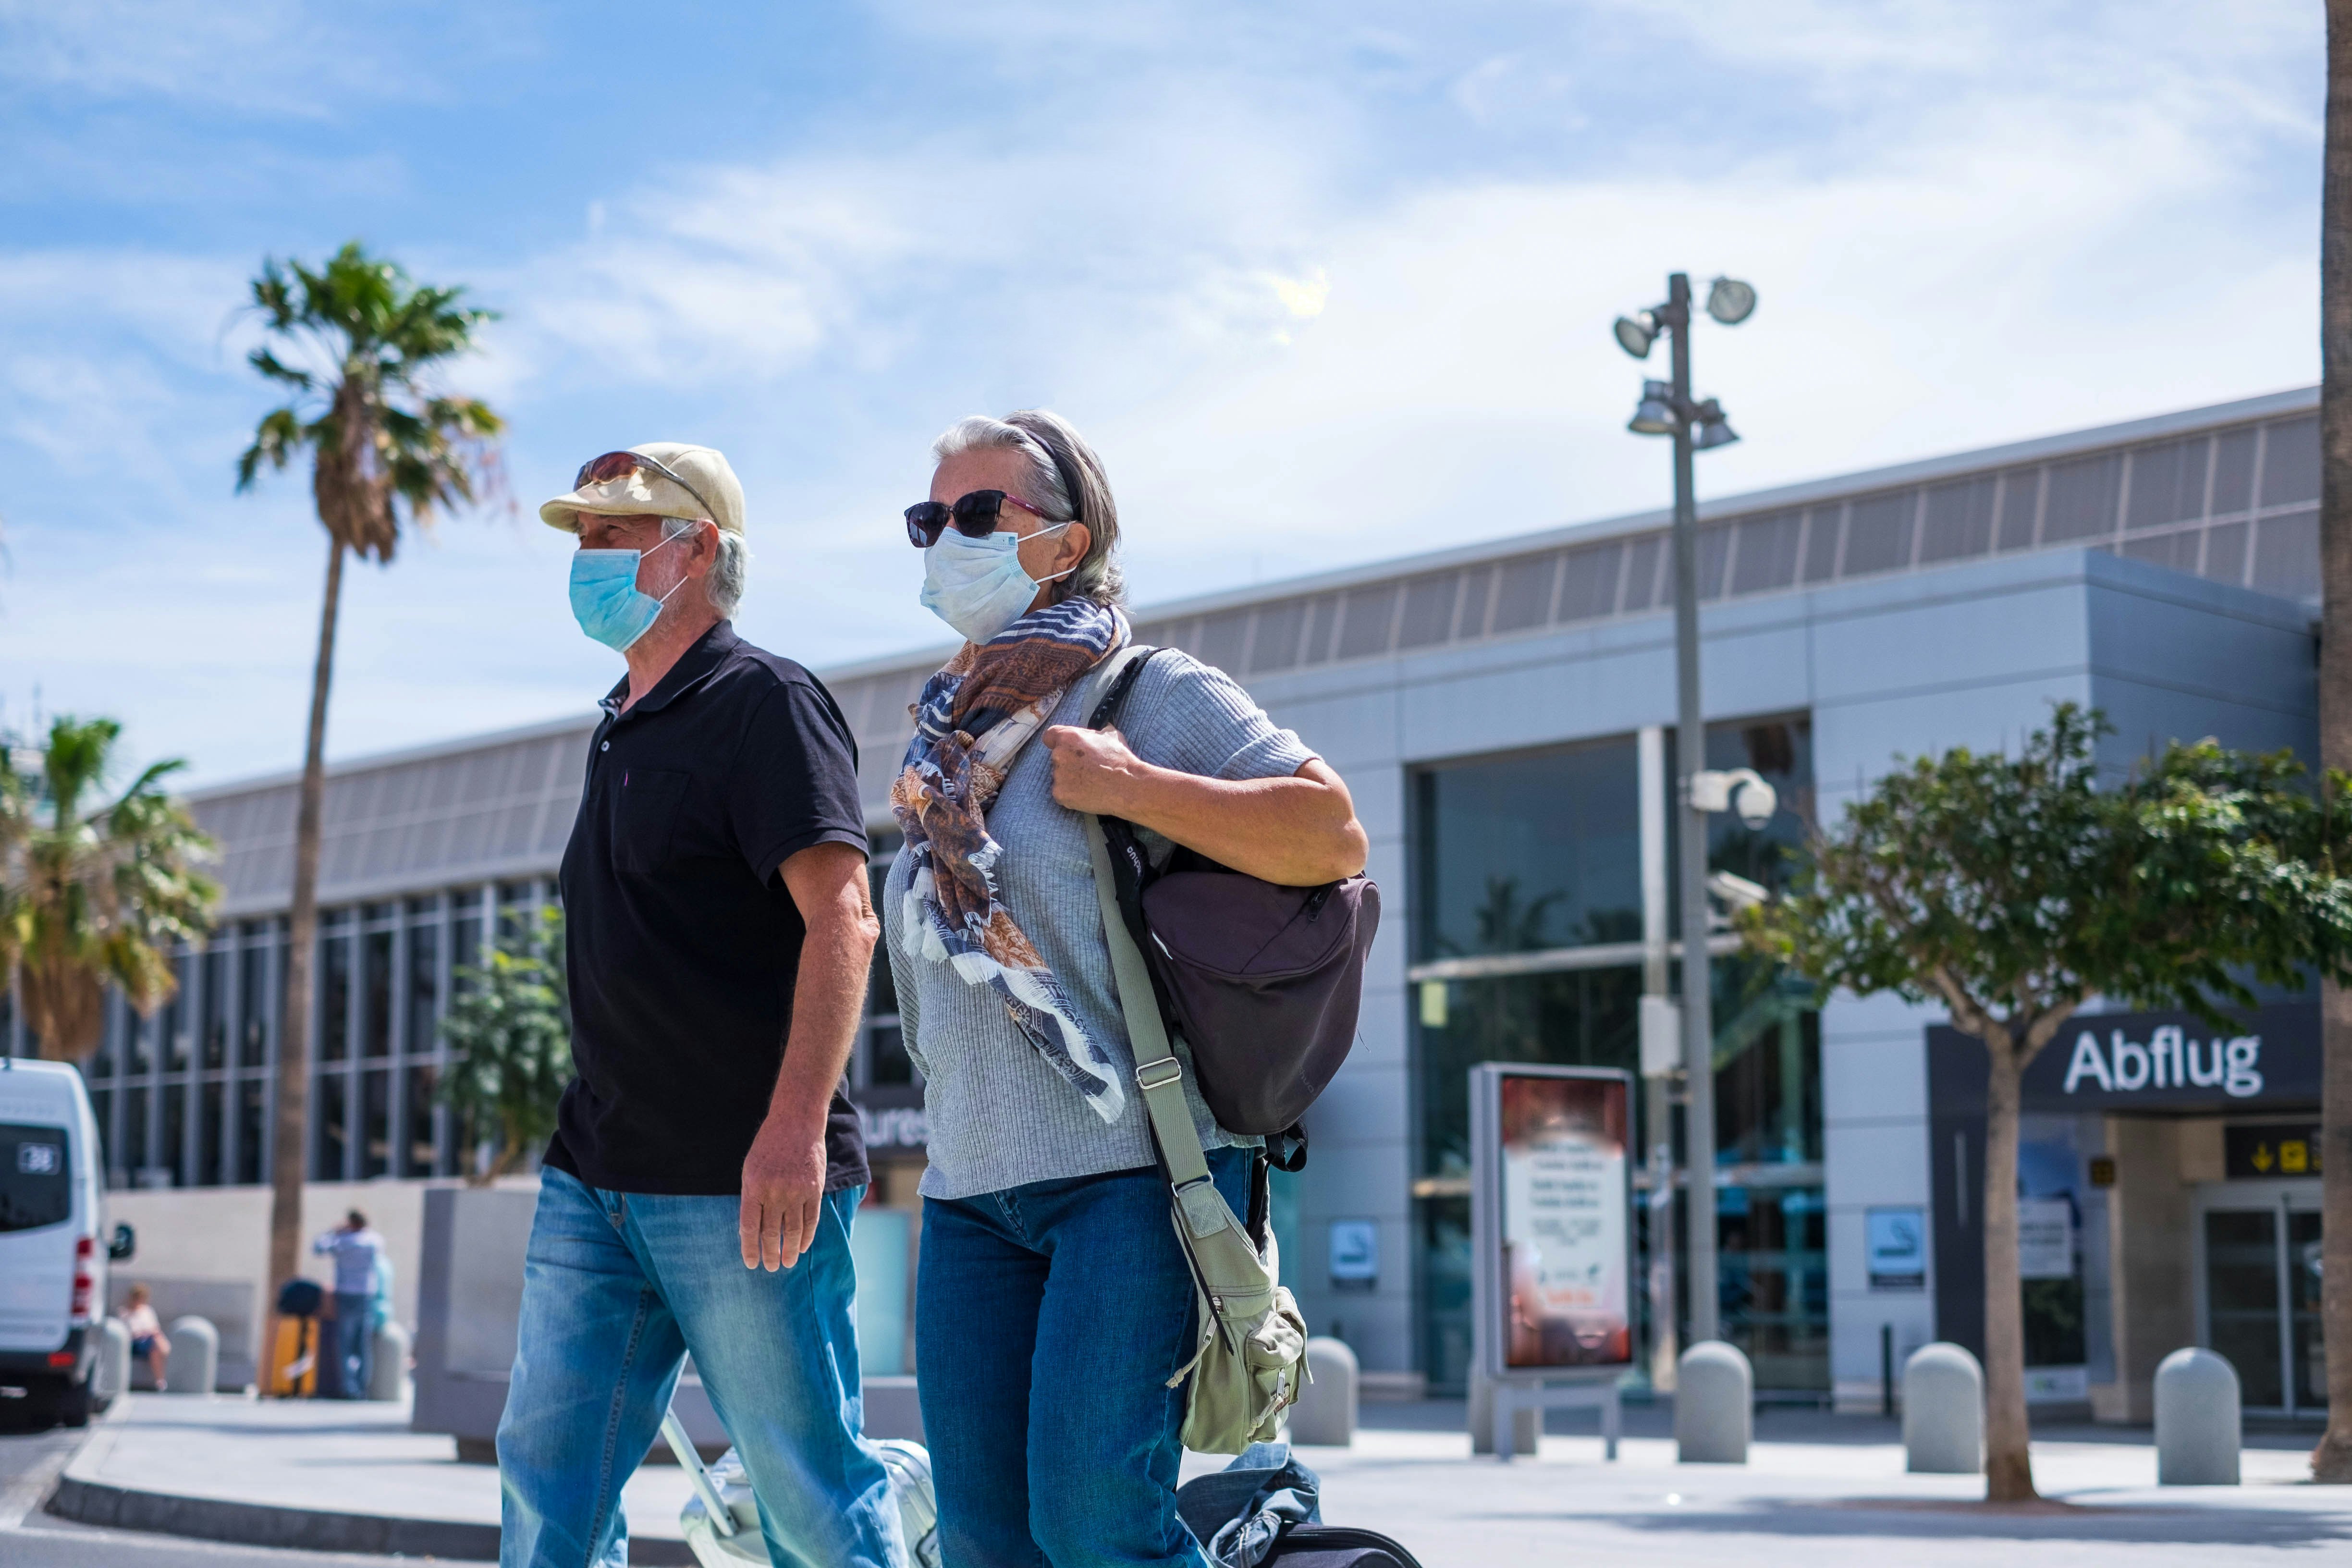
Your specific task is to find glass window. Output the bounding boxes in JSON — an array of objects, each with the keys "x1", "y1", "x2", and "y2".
[
  {"x1": 2205, "y1": 1209, "x2": 2283, "y2": 1409},
  {"x1": 1556, "y1": 541, "x2": 1622, "y2": 623},
  {"x1": 1696, "y1": 523, "x2": 1733, "y2": 600},
  {"x1": 2259, "y1": 415, "x2": 2320, "y2": 509},
  {"x1": 90, "y1": 1089, "x2": 112, "y2": 1171},
  {"x1": 863, "y1": 832, "x2": 915, "y2": 1087},
  {"x1": 2125, "y1": 437, "x2": 2210, "y2": 532},
  {"x1": 1993, "y1": 469, "x2": 2041, "y2": 551},
  {"x1": 1412, "y1": 966, "x2": 1643, "y2": 1390},
  {"x1": 1336, "y1": 584, "x2": 1396, "y2": 661},
  {"x1": 202, "y1": 946, "x2": 230, "y2": 1070},
  {"x1": 452, "y1": 890, "x2": 485, "y2": 999},
  {"x1": 239, "y1": 939, "x2": 270, "y2": 1068},
  {"x1": 402, "y1": 1064, "x2": 440, "y2": 1178},
  {"x1": 1840, "y1": 493, "x2": 1915, "y2": 576},
  {"x1": 408, "y1": 918, "x2": 441, "y2": 1057},
  {"x1": 313, "y1": 1073, "x2": 348, "y2": 1181},
  {"x1": 360, "y1": 1069, "x2": 391, "y2": 1179},
  {"x1": 1729, "y1": 511, "x2": 1802, "y2": 594},
  {"x1": 1666, "y1": 716, "x2": 1816, "y2": 921},
  {"x1": 362, "y1": 930, "x2": 393, "y2": 1058},
  {"x1": 1709, "y1": 955, "x2": 1821, "y2": 1166},
  {"x1": 198, "y1": 1080, "x2": 225, "y2": 1187},
  {"x1": 2042, "y1": 453, "x2": 2123, "y2": 543},
  {"x1": 2212, "y1": 427, "x2": 2258, "y2": 514},
  {"x1": 0, "y1": 1124, "x2": 73, "y2": 1232},
  {"x1": 1622, "y1": 534, "x2": 1667, "y2": 609},
  {"x1": 122, "y1": 1083, "x2": 147, "y2": 1179},
  {"x1": 1798, "y1": 505, "x2": 1841, "y2": 582},
  {"x1": 1919, "y1": 478, "x2": 1997, "y2": 564},
  {"x1": 236, "y1": 1078, "x2": 267, "y2": 1186},
  {"x1": 1414, "y1": 735, "x2": 1642, "y2": 962},
  {"x1": 161, "y1": 1083, "x2": 185, "y2": 1185},
  {"x1": 1715, "y1": 1185, "x2": 1828, "y2": 1390},
  {"x1": 319, "y1": 926, "x2": 351, "y2": 1063},
  {"x1": 164, "y1": 952, "x2": 193, "y2": 1072},
  {"x1": 1491, "y1": 553, "x2": 1558, "y2": 632},
  {"x1": 88, "y1": 1000, "x2": 115, "y2": 1080}
]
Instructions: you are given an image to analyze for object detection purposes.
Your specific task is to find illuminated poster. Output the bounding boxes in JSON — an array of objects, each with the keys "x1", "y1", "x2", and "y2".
[{"x1": 1499, "y1": 1072, "x2": 1631, "y2": 1367}]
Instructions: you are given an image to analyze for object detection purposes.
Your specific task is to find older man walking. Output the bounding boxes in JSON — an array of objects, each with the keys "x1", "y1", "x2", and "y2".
[{"x1": 497, "y1": 444, "x2": 902, "y2": 1568}]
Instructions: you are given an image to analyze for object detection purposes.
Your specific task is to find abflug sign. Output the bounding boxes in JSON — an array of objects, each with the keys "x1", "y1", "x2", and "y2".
[{"x1": 1927, "y1": 1000, "x2": 2319, "y2": 1115}]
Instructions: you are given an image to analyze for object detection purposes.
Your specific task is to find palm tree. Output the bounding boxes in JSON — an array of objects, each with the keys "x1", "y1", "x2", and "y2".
[
  {"x1": 0, "y1": 717, "x2": 217, "y2": 1061},
  {"x1": 235, "y1": 242, "x2": 504, "y2": 1299},
  {"x1": 2315, "y1": 0, "x2": 2352, "y2": 1486}
]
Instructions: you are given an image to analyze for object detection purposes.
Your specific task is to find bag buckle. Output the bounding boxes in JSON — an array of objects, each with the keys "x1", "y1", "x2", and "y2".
[{"x1": 1136, "y1": 1058, "x2": 1184, "y2": 1092}]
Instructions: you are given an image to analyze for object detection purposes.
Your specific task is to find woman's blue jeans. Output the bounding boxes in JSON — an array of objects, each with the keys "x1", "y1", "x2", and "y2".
[
  {"x1": 916, "y1": 1148, "x2": 1250, "y2": 1568},
  {"x1": 497, "y1": 1168, "x2": 903, "y2": 1568}
]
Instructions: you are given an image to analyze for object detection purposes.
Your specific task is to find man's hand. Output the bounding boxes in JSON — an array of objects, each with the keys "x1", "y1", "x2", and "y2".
[
  {"x1": 1042, "y1": 724, "x2": 1151, "y2": 816},
  {"x1": 739, "y1": 1105, "x2": 827, "y2": 1271}
]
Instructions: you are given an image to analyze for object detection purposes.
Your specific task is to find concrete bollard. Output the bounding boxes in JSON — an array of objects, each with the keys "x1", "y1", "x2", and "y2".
[
  {"x1": 164, "y1": 1316, "x2": 218, "y2": 1395},
  {"x1": 1675, "y1": 1341, "x2": 1752, "y2": 1464},
  {"x1": 1902, "y1": 1342, "x2": 1983, "y2": 1474},
  {"x1": 368, "y1": 1321, "x2": 413, "y2": 1403},
  {"x1": 94, "y1": 1317, "x2": 131, "y2": 1406},
  {"x1": 1288, "y1": 1336, "x2": 1358, "y2": 1446},
  {"x1": 2155, "y1": 1348, "x2": 2241, "y2": 1485},
  {"x1": 1468, "y1": 1367, "x2": 1540, "y2": 1456}
]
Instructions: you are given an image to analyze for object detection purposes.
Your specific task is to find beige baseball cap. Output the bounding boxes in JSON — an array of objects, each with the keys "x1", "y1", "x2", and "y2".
[{"x1": 539, "y1": 442, "x2": 746, "y2": 535}]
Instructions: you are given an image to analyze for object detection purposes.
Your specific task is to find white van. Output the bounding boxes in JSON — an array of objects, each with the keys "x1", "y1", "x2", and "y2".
[{"x1": 0, "y1": 1057, "x2": 133, "y2": 1426}]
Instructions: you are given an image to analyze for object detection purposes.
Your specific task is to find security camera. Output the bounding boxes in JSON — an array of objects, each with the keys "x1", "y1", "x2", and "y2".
[
  {"x1": 1707, "y1": 870, "x2": 1770, "y2": 913},
  {"x1": 1689, "y1": 768, "x2": 1778, "y2": 829}
]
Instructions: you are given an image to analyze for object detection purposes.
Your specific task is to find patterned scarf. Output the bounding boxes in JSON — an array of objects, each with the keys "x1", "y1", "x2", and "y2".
[{"x1": 890, "y1": 597, "x2": 1129, "y2": 1122}]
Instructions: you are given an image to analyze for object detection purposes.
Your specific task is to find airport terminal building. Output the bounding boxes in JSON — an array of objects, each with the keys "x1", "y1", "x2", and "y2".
[{"x1": 10, "y1": 386, "x2": 2325, "y2": 1420}]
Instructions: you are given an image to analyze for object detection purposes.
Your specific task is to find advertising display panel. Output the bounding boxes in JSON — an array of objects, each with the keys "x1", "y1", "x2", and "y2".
[
  {"x1": 1497, "y1": 1072, "x2": 1632, "y2": 1367},
  {"x1": 1469, "y1": 1062, "x2": 1636, "y2": 1396}
]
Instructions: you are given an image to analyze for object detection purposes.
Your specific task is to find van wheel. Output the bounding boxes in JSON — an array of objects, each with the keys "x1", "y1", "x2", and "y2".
[{"x1": 54, "y1": 1373, "x2": 91, "y2": 1428}]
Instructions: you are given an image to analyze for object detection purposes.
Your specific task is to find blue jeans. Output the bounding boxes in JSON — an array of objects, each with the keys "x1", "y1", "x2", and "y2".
[
  {"x1": 498, "y1": 1168, "x2": 902, "y2": 1568},
  {"x1": 916, "y1": 1149, "x2": 1250, "y2": 1568},
  {"x1": 331, "y1": 1293, "x2": 371, "y2": 1398}
]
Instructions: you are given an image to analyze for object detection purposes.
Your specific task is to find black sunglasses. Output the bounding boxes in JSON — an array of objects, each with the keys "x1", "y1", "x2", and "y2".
[{"x1": 904, "y1": 489, "x2": 1058, "y2": 549}]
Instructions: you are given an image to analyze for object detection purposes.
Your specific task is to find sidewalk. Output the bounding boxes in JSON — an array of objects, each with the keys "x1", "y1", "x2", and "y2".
[{"x1": 44, "y1": 1392, "x2": 2352, "y2": 1566}]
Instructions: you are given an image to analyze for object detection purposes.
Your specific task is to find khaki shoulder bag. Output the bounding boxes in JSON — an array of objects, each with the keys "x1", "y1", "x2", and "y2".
[{"x1": 1083, "y1": 805, "x2": 1309, "y2": 1454}]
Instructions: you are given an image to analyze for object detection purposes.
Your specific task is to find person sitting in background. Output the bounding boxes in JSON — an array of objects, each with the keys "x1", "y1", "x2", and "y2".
[
  {"x1": 121, "y1": 1284, "x2": 169, "y2": 1390},
  {"x1": 311, "y1": 1210, "x2": 385, "y2": 1400}
]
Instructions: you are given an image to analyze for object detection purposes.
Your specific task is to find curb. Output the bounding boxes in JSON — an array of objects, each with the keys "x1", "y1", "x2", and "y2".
[{"x1": 40, "y1": 1397, "x2": 698, "y2": 1566}]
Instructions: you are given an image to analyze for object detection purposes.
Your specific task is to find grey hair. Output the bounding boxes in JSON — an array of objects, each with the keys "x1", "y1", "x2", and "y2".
[
  {"x1": 663, "y1": 515, "x2": 748, "y2": 619},
  {"x1": 931, "y1": 409, "x2": 1124, "y2": 606}
]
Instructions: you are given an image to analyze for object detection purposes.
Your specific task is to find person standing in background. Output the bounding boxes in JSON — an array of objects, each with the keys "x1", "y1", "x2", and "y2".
[{"x1": 312, "y1": 1210, "x2": 384, "y2": 1399}]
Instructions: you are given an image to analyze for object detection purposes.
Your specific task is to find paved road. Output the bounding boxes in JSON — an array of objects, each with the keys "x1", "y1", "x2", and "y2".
[{"x1": 0, "y1": 1414, "x2": 392, "y2": 1568}]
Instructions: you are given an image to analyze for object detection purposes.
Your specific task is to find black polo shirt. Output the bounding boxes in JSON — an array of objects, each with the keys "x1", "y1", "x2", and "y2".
[{"x1": 546, "y1": 621, "x2": 870, "y2": 1196}]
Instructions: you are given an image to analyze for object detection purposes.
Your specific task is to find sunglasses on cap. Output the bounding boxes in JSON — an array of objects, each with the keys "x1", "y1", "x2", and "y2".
[
  {"x1": 573, "y1": 450, "x2": 720, "y2": 526},
  {"x1": 904, "y1": 489, "x2": 1063, "y2": 549}
]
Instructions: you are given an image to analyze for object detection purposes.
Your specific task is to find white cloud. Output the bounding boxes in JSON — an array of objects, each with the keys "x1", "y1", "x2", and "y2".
[{"x1": 0, "y1": 0, "x2": 2326, "y2": 787}]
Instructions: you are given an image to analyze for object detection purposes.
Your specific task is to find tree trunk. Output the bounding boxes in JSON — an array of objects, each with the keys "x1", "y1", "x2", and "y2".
[
  {"x1": 1982, "y1": 1040, "x2": 2038, "y2": 1502},
  {"x1": 267, "y1": 538, "x2": 343, "y2": 1296},
  {"x1": 2318, "y1": 0, "x2": 2352, "y2": 1488}
]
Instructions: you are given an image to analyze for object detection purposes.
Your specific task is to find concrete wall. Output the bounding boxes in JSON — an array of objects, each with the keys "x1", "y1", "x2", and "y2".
[
  {"x1": 2094, "y1": 1117, "x2": 2197, "y2": 1422},
  {"x1": 104, "y1": 1176, "x2": 534, "y2": 1384}
]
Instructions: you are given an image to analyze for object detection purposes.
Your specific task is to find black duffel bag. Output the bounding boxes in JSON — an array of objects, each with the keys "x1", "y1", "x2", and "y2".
[
  {"x1": 1089, "y1": 648, "x2": 1381, "y2": 1142},
  {"x1": 1176, "y1": 1442, "x2": 1422, "y2": 1568}
]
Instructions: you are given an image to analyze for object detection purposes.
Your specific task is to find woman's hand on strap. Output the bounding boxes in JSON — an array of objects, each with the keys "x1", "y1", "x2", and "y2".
[{"x1": 1041, "y1": 726, "x2": 1369, "y2": 887}]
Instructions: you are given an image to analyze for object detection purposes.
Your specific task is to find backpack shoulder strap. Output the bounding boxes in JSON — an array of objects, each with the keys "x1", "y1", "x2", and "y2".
[
  {"x1": 1086, "y1": 643, "x2": 1164, "y2": 731},
  {"x1": 1082, "y1": 808, "x2": 1225, "y2": 1235}
]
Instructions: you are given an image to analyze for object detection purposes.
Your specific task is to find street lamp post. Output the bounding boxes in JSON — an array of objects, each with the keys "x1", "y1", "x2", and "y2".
[{"x1": 1616, "y1": 270, "x2": 1755, "y2": 1348}]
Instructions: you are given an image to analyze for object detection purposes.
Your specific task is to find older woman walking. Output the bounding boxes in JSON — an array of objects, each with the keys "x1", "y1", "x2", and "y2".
[{"x1": 886, "y1": 410, "x2": 1366, "y2": 1567}]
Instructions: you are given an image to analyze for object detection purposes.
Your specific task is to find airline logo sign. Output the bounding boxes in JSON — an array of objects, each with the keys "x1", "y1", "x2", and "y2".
[{"x1": 2060, "y1": 1026, "x2": 2265, "y2": 1100}]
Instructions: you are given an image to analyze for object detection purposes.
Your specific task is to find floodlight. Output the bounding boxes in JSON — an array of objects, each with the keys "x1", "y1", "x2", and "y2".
[
  {"x1": 1690, "y1": 767, "x2": 1776, "y2": 826},
  {"x1": 1705, "y1": 277, "x2": 1757, "y2": 325},
  {"x1": 1613, "y1": 311, "x2": 1658, "y2": 359},
  {"x1": 1692, "y1": 398, "x2": 1740, "y2": 452},
  {"x1": 1628, "y1": 381, "x2": 1677, "y2": 435}
]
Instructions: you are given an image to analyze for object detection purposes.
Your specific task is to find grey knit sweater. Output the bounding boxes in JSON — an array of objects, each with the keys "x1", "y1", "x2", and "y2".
[{"x1": 883, "y1": 649, "x2": 1314, "y2": 1200}]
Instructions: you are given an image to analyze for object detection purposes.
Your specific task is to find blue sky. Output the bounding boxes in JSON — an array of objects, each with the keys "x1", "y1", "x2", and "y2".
[{"x1": 0, "y1": 0, "x2": 2325, "y2": 786}]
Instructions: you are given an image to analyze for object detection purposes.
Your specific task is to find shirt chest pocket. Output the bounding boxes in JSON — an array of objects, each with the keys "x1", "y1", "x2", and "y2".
[{"x1": 611, "y1": 768, "x2": 692, "y2": 874}]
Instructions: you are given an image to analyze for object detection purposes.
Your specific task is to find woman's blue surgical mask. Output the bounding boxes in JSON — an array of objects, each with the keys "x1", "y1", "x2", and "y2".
[
  {"x1": 569, "y1": 529, "x2": 690, "y2": 652},
  {"x1": 919, "y1": 523, "x2": 1072, "y2": 644}
]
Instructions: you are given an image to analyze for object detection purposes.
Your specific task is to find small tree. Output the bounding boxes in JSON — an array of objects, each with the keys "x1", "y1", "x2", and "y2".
[
  {"x1": 0, "y1": 718, "x2": 218, "y2": 1060},
  {"x1": 1745, "y1": 705, "x2": 2352, "y2": 1502},
  {"x1": 437, "y1": 909, "x2": 571, "y2": 1185}
]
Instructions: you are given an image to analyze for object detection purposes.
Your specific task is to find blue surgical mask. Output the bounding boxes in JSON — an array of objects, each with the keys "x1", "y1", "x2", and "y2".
[
  {"x1": 919, "y1": 524, "x2": 1072, "y2": 644},
  {"x1": 569, "y1": 532, "x2": 688, "y2": 652}
]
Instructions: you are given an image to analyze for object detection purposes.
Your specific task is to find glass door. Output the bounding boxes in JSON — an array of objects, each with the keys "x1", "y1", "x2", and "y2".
[{"x1": 2197, "y1": 1182, "x2": 2325, "y2": 1416}]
